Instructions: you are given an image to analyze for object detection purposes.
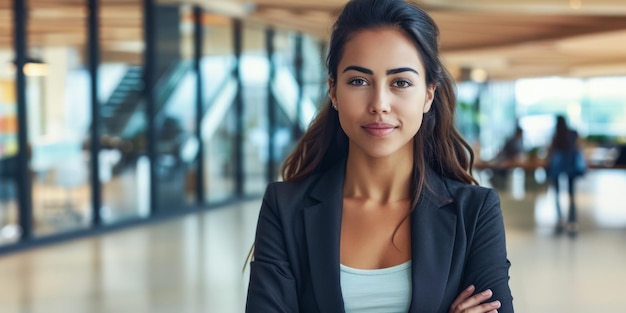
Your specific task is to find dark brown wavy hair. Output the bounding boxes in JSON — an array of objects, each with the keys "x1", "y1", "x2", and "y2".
[{"x1": 281, "y1": 0, "x2": 477, "y2": 209}]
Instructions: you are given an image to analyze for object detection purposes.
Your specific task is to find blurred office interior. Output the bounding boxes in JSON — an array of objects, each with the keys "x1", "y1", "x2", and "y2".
[{"x1": 1, "y1": 0, "x2": 626, "y2": 312}]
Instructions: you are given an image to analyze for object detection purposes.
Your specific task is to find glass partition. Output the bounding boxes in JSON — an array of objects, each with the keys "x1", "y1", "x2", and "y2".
[
  {"x1": 200, "y1": 15, "x2": 237, "y2": 204},
  {"x1": 300, "y1": 35, "x2": 326, "y2": 125},
  {"x1": 242, "y1": 23, "x2": 268, "y2": 195},
  {"x1": 0, "y1": 5, "x2": 20, "y2": 245},
  {"x1": 271, "y1": 31, "x2": 297, "y2": 181},
  {"x1": 154, "y1": 4, "x2": 198, "y2": 210},
  {"x1": 99, "y1": 0, "x2": 148, "y2": 223},
  {"x1": 27, "y1": 0, "x2": 92, "y2": 236},
  {"x1": 584, "y1": 77, "x2": 626, "y2": 138}
]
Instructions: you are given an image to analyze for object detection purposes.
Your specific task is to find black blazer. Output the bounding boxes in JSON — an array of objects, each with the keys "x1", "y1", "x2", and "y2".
[{"x1": 246, "y1": 163, "x2": 514, "y2": 312}]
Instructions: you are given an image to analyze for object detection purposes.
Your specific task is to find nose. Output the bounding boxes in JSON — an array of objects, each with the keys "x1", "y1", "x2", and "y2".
[{"x1": 369, "y1": 86, "x2": 391, "y2": 114}]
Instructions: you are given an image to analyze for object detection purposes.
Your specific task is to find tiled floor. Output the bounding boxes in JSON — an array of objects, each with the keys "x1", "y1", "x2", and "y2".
[{"x1": 1, "y1": 169, "x2": 625, "y2": 312}]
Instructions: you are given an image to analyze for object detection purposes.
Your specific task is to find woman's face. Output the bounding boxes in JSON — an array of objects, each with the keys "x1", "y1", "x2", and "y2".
[{"x1": 329, "y1": 27, "x2": 435, "y2": 160}]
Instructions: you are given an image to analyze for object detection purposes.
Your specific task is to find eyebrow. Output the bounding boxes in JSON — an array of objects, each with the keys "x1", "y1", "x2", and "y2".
[
  {"x1": 386, "y1": 67, "x2": 419, "y2": 75},
  {"x1": 342, "y1": 65, "x2": 419, "y2": 75},
  {"x1": 343, "y1": 65, "x2": 373, "y2": 75}
]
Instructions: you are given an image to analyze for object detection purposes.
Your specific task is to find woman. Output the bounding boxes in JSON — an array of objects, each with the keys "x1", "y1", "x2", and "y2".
[
  {"x1": 246, "y1": 0, "x2": 513, "y2": 312},
  {"x1": 547, "y1": 115, "x2": 584, "y2": 236}
]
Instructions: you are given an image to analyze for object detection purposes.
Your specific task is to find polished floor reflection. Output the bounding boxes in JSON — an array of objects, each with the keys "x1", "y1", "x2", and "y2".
[{"x1": 0, "y1": 169, "x2": 625, "y2": 312}]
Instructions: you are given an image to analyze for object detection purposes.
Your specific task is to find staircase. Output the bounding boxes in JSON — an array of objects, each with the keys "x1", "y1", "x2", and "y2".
[{"x1": 100, "y1": 66, "x2": 144, "y2": 137}]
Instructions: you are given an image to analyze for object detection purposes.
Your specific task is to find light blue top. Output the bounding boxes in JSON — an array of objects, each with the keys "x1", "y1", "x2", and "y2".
[{"x1": 340, "y1": 261, "x2": 412, "y2": 313}]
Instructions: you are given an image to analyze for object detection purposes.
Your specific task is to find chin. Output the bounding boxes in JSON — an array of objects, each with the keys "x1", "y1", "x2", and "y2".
[
  {"x1": 359, "y1": 145, "x2": 407, "y2": 160},
  {"x1": 349, "y1": 137, "x2": 414, "y2": 160}
]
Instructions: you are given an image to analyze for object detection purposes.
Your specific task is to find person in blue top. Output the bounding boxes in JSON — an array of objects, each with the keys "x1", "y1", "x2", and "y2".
[
  {"x1": 546, "y1": 115, "x2": 585, "y2": 237},
  {"x1": 246, "y1": 0, "x2": 514, "y2": 312}
]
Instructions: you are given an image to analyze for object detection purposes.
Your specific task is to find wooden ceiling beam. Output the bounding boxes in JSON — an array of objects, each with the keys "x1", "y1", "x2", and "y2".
[{"x1": 1, "y1": 0, "x2": 626, "y2": 79}]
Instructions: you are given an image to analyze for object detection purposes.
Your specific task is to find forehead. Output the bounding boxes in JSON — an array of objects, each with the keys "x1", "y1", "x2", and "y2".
[{"x1": 339, "y1": 27, "x2": 425, "y2": 72}]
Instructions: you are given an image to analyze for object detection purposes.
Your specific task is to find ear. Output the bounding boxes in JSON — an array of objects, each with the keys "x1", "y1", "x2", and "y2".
[
  {"x1": 328, "y1": 78, "x2": 337, "y2": 106},
  {"x1": 423, "y1": 83, "x2": 436, "y2": 113}
]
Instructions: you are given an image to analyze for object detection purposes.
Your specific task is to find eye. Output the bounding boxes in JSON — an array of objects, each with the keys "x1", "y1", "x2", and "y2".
[
  {"x1": 348, "y1": 77, "x2": 368, "y2": 86},
  {"x1": 392, "y1": 79, "x2": 413, "y2": 88}
]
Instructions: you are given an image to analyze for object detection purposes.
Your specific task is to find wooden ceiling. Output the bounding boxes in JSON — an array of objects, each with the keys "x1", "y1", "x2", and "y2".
[{"x1": 1, "y1": 0, "x2": 626, "y2": 80}]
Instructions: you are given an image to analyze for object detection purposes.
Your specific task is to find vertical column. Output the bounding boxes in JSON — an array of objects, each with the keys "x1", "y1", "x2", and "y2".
[
  {"x1": 88, "y1": 0, "x2": 102, "y2": 226},
  {"x1": 233, "y1": 19, "x2": 244, "y2": 197},
  {"x1": 319, "y1": 40, "x2": 327, "y2": 70},
  {"x1": 294, "y1": 33, "x2": 303, "y2": 137},
  {"x1": 193, "y1": 6, "x2": 205, "y2": 203},
  {"x1": 144, "y1": 0, "x2": 158, "y2": 214},
  {"x1": 13, "y1": 0, "x2": 32, "y2": 240},
  {"x1": 266, "y1": 28, "x2": 276, "y2": 183}
]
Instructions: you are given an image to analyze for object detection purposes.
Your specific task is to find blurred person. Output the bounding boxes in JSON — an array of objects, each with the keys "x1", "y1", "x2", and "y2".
[
  {"x1": 546, "y1": 115, "x2": 585, "y2": 236},
  {"x1": 492, "y1": 126, "x2": 525, "y2": 165},
  {"x1": 614, "y1": 144, "x2": 626, "y2": 166},
  {"x1": 245, "y1": 0, "x2": 513, "y2": 312},
  {"x1": 488, "y1": 126, "x2": 525, "y2": 188}
]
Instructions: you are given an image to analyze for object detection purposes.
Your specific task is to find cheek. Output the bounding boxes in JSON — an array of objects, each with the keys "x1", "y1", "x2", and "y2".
[
  {"x1": 405, "y1": 112, "x2": 424, "y2": 134},
  {"x1": 337, "y1": 108, "x2": 357, "y2": 133},
  {"x1": 336, "y1": 92, "x2": 366, "y2": 122},
  {"x1": 398, "y1": 96, "x2": 428, "y2": 132},
  {"x1": 337, "y1": 88, "x2": 365, "y2": 104},
  {"x1": 399, "y1": 93, "x2": 428, "y2": 114}
]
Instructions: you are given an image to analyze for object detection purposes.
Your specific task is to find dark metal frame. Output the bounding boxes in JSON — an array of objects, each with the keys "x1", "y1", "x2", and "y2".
[
  {"x1": 88, "y1": 0, "x2": 102, "y2": 227},
  {"x1": 144, "y1": 0, "x2": 158, "y2": 215},
  {"x1": 266, "y1": 28, "x2": 276, "y2": 183},
  {"x1": 294, "y1": 33, "x2": 304, "y2": 137},
  {"x1": 14, "y1": 0, "x2": 33, "y2": 241},
  {"x1": 193, "y1": 6, "x2": 205, "y2": 203},
  {"x1": 233, "y1": 19, "x2": 244, "y2": 197}
]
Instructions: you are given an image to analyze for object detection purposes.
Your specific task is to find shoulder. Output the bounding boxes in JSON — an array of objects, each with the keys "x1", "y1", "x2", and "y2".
[
  {"x1": 266, "y1": 171, "x2": 322, "y2": 196},
  {"x1": 444, "y1": 178, "x2": 497, "y2": 201},
  {"x1": 263, "y1": 172, "x2": 324, "y2": 214},
  {"x1": 439, "y1": 179, "x2": 506, "y2": 243},
  {"x1": 440, "y1": 178, "x2": 501, "y2": 216}
]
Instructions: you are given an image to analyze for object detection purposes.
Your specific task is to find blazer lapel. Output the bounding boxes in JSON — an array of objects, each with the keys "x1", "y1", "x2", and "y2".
[
  {"x1": 303, "y1": 164, "x2": 346, "y2": 312},
  {"x1": 409, "y1": 169, "x2": 457, "y2": 312},
  {"x1": 302, "y1": 164, "x2": 456, "y2": 312}
]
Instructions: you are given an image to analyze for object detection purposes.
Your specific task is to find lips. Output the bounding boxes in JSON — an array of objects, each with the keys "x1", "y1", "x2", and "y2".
[{"x1": 362, "y1": 122, "x2": 397, "y2": 137}]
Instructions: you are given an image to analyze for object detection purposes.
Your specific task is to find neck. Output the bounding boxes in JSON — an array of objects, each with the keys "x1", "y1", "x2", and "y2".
[{"x1": 343, "y1": 148, "x2": 413, "y2": 204}]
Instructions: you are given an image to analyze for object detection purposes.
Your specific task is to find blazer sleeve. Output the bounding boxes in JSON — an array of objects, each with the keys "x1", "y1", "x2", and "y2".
[
  {"x1": 463, "y1": 189, "x2": 514, "y2": 313},
  {"x1": 246, "y1": 183, "x2": 299, "y2": 312}
]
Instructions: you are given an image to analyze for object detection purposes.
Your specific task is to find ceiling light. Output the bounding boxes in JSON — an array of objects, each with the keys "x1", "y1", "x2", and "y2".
[
  {"x1": 8, "y1": 57, "x2": 48, "y2": 77},
  {"x1": 569, "y1": 0, "x2": 582, "y2": 10},
  {"x1": 470, "y1": 68, "x2": 488, "y2": 83}
]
